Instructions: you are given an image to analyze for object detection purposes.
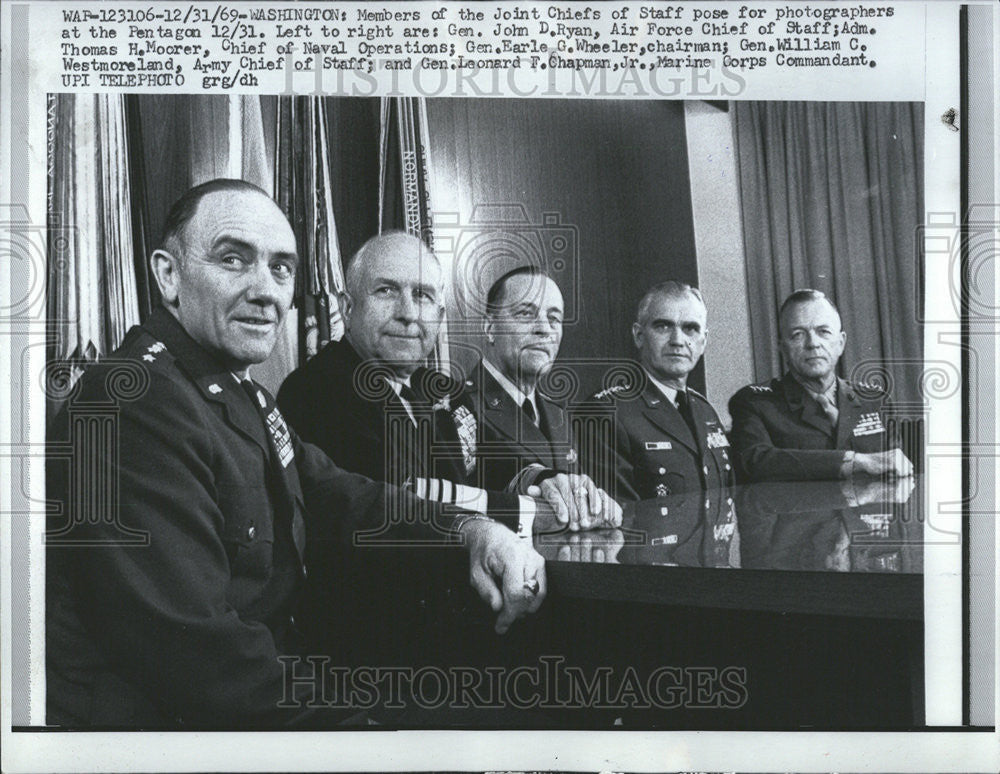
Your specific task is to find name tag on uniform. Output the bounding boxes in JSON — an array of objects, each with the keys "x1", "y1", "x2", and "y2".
[
  {"x1": 853, "y1": 412, "x2": 886, "y2": 436},
  {"x1": 645, "y1": 441, "x2": 672, "y2": 450},
  {"x1": 706, "y1": 429, "x2": 729, "y2": 449}
]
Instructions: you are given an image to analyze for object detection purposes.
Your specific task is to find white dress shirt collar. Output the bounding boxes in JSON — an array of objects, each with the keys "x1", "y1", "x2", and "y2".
[
  {"x1": 483, "y1": 358, "x2": 539, "y2": 419},
  {"x1": 644, "y1": 369, "x2": 682, "y2": 407}
]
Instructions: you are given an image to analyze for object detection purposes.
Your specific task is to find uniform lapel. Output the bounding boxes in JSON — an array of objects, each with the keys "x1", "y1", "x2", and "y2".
[
  {"x1": 144, "y1": 309, "x2": 271, "y2": 457},
  {"x1": 144, "y1": 309, "x2": 304, "y2": 562},
  {"x1": 782, "y1": 372, "x2": 835, "y2": 438},
  {"x1": 639, "y1": 382, "x2": 698, "y2": 454},
  {"x1": 249, "y1": 382, "x2": 306, "y2": 562},
  {"x1": 480, "y1": 364, "x2": 554, "y2": 465},
  {"x1": 834, "y1": 377, "x2": 858, "y2": 449}
]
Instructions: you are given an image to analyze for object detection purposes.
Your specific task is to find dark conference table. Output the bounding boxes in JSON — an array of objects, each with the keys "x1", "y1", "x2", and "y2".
[{"x1": 520, "y1": 475, "x2": 925, "y2": 729}]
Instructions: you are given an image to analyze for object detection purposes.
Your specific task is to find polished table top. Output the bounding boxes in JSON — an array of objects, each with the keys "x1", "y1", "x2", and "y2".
[{"x1": 535, "y1": 475, "x2": 923, "y2": 620}]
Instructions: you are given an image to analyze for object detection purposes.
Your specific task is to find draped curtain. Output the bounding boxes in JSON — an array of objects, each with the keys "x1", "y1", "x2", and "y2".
[
  {"x1": 47, "y1": 93, "x2": 140, "y2": 379},
  {"x1": 732, "y1": 102, "x2": 923, "y2": 407}
]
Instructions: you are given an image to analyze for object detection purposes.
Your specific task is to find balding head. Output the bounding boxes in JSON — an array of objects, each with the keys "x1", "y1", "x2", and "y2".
[{"x1": 342, "y1": 231, "x2": 445, "y2": 377}]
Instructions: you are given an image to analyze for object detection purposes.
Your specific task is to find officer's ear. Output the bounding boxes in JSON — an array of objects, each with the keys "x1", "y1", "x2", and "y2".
[
  {"x1": 631, "y1": 322, "x2": 642, "y2": 349},
  {"x1": 151, "y1": 249, "x2": 182, "y2": 307},
  {"x1": 483, "y1": 315, "x2": 496, "y2": 345},
  {"x1": 339, "y1": 290, "x2": 353, "y2": 328}
]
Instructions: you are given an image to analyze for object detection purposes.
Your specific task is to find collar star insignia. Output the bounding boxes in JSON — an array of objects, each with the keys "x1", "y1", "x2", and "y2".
[
  {"x1": 565, "y1": 449, "x2": 578, "y2": 464},
  {"x1": 142, "y1": 354, "x2": 155, "y2": 362},
  {"x1": 208, "y1": 383, "x2": 223, "y2": 394}
]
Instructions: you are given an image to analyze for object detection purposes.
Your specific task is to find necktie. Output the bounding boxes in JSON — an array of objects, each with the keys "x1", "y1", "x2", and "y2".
[
  {"x1": 521, "y1": 397, "x2": 537, "y2": 426},
  {"x1": 399, "y1": 382, "x2": 421, "y2": 408},
  {"x1": 814, "y1": 391, "x2": 839, "y2": 426},
  {"x1": 675, "y1": 390, "x2": 700, "y2": 442}
]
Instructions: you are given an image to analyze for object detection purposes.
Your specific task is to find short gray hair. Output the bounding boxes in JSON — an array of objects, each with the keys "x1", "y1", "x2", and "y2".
[
  {"x1": 635, "y1": 281, "x2": 705, "y2": 325},
  {"x1": 778, "y1": 289, "x2": 841, "y2": 333}
]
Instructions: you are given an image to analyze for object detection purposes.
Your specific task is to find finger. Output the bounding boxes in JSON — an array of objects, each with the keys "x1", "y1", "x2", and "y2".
[
  {"x1": 558, "y1": 545, "x2": 570, "y2": 562},
  {"x1": 585, "y1": 477, "x2": 602, "y2": 529},
  {"x1": 527, "y1": 557, "x2": 547, "y2": 612},
  {"x1": 470, "y1": 562, "x2": 503, "y2": 612},
  {"x1": 541, "y1": 479, "x2": 570, "y2": 526},
  {"x1": 496, "y1": 559, "x2": 533, "y2": 633},
  {"x1": 526, "y1": 485, "x2": 541, "y2": 497},
  {"x1": 609, "y1": 495, "x2": 624, "y2": 528},
  {"x1": 594, "y1": 547, "x2": 605, "y2": 563},
  {"x1": 570, "y1": 476, "x2": 590, "y2": 530},
  {"x1": 599, "y1": 488, "x2": 623, "y2": 527},
  {"x1": 552, "y1": 475, "x2": 579, "y2": 530}
]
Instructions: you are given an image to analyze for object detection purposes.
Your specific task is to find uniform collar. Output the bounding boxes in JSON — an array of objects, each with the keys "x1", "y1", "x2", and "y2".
[
  {"x1": 644, "y1": 369, "x2": 682, "y2": 406},
  {"x1": 482, "y1": 358, "x2": 539, "y2": 415},
  {"x1": 790, "y1": 371, "x2": 837, "y2": 406},
  {"x1": 142, "y1": 307, "x2": 233, "y2": 382}
]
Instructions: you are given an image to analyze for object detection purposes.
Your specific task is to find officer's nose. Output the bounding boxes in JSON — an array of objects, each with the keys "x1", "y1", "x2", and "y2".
[
  {"x1": 245, "y1": 260, "x2": 283, "y2": 308},
  {"x1": 394, "y1": 290, "x2": 418, "y2": 323}
]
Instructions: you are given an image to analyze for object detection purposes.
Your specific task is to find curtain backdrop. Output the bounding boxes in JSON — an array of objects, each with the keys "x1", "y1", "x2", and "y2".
[
  {"x1": 47, "y1": 94, "x2": 140, "y2": 369},
  {"x1": 733, "y1": 102, "x2": 924, "y2": 407}
]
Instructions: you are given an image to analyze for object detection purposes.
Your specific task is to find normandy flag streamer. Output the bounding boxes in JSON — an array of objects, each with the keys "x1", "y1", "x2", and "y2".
[{"x1": 378, "y1": 97, "x2": 450, "y2": 373}]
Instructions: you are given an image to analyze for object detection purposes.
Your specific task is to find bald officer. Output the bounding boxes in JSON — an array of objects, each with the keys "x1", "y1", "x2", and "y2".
[
  {"x1": 728, "y1": 289, "x2": 913, "y2": 482},
  {"x1": 588, "y1": 281, "x2": 735, "y2": 501}
]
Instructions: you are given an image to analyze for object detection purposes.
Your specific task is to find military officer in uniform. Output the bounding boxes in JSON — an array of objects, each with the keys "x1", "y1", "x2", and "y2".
[
  {"x1": 279, "y1": 237, "x2": 617, "y2": 532},
  {"x1": 467, "y1": 266, "x2": 622, "y2": 530},
  {"x1": 728, "y1": 289, "x2": 914, "y2": 482},
  {"x1": 45, "y1": 180, "x2": 546, "y2": 727},
  {"x1": 586, "y1": 281, "x2": 735, "y2": 501}
]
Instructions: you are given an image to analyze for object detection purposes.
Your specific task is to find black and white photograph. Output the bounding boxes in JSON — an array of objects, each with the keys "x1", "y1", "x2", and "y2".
[
  {"x1": 41, "y1": 93, "x2": 928, "y2": 731},
  {"x1": 2, "y1": 1, "x2": 997, "y2": 772}
]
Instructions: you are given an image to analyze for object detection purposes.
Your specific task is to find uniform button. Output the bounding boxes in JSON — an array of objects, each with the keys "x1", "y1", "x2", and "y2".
[
  {"x1": 658, "y1": 467, "x2": 666, "y2": 475},
  {"x1": 302, "y1": 565, "x2": 308, "y2": 579},
  {"x1": 660, "y1": 506, "x2": 669, "y2": 516},
  {"x1": 247, "y1": 524, "x2": 256, "y2": 540},
  {"x1": 722, "y1": 450, "x2": 729, "y2": 459},
  {"x1": 725, "y1": 463, "x2": 731, "y2": 471},
  {"x1": 727, "y1": 498, "x2": 733, "y2": 505},
  {"x1": 705, "y1": 499, "x2": 711, "y2": 509},
  {"x1": 703, "y1": 465, "x2": 709, "y2": 475}
]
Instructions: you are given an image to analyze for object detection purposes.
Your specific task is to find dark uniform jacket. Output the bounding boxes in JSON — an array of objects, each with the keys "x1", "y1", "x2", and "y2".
[
  {"x1": 46, "y1": 308, "x2": 468, "y2": 728},
  {"x1": 463, "y1": 361, "x2": 581, "y2": 493},
  {"x1": 585, "y1": 375, "x2": 735, "y2": 502},
  {"x1": 276, "y1": 340, "x2": 523, "y2": 664},
  {"x1": 728, "y1": 373, "x2": 893, "y2": 482},
  {"x1": 277, "y1": 338, "x2": 477, "y2": 487}
]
